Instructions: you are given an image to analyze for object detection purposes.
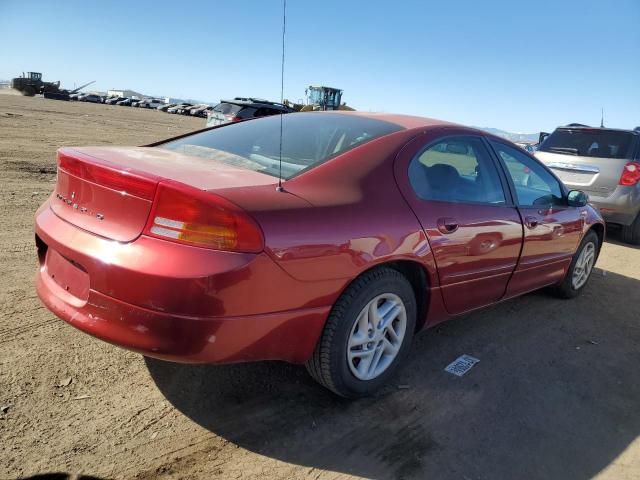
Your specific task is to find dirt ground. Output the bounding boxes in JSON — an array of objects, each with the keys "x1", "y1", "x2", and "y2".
[{"x1": 1, "y1": 93, "x2": 639, "y2": 480}]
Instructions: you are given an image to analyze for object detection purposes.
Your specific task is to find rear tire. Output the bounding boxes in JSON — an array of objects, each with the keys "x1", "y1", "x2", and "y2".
[
  {"x1": 552, "y1": 230, "x2": 599, "y2": 299},
  {"x1": 621, "y1": 214, "x2": 640, "y2": 245},
  {"x1": 22, "y1": 86, "x2": 35, "y2": 96},
  {"x1": 306, "y1": 267, "x2": 416, "y2": 398}
]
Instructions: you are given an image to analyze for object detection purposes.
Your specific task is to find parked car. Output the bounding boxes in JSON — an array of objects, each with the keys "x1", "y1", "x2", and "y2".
[
  {"x1": 536, "y1": 125, "x2": 640, "y2": 244},
  {"x1": 138, "y1": 99, "x2": 165, "y2": 109},
  {"x1": 167, "y1": 103, "x2": 193, "y2": 114},
  {"x1": 34, "y1": 112, "x2": 604, "y2": 398},
  {"x1": 68, "y1": 93, "x2": 83, "y2": 101},
  {"x1": 190, "y1": 105, "x2": 213, "y2": 118},
  {"x1": 78, "y1": 94, "x2": 102, "y2": 103},
  {"x1": 105, "y1": 96, "x2": 125, "y2": 105},
  {"x1": 116, "y1": 98, "x2": 134, "y2": 106},
  {"x1": 176, "y1": 104, "x2": 201, "y2": 115},
  {"x1": 206, "y1": 98, "x2": 294, "y2": 127},
  {"x1": 157, "y1": 103, "x2": 177, "y2": 112}
]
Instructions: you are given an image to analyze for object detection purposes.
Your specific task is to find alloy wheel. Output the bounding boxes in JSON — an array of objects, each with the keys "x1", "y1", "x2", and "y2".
[
  {"x1": 347, "y1": 293, "x2": 407, "y2": 381},
  {"x1": 572, "y1": 241, "x2": 596, "y2": 289}
]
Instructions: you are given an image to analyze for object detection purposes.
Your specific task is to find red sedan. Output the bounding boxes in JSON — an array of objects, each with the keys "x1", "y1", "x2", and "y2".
[{"x1": 35, "y1": 112, "x2": 604, "y2": 397}]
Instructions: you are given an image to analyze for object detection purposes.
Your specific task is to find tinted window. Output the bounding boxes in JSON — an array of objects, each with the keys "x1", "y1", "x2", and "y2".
[
  {"x1": 491, "y1": 141, "x2": 564, "y2": 207},
  {"x1": 253, "y1": 107, "x2": 277, "y2": 118},
  {"x1": 160, "y1": 113, "x2": 403, "y2": 179},
  {"x1": 236, "y1": 107, "x2": 257, "y2": 119},
  {"x1": 408, "y1": 136, "x2": 506, "y2": 204},
  {"x1": 539, "y1": 128, "x2": 635, "y2": 159},
  {"x1": 213, "y1": 103, "x2": 243, "y2": 115}
]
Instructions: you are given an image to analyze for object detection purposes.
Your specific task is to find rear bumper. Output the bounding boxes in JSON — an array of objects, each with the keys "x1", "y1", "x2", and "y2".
[
  {"x1": 34, "y1": 200, "x2": 333, "y2": 364},
  {"x1": 36, "y1": 268, "x2": 329, "y2": 363},
  {"x1": 586, "y1": 186, "x2": 640, "y2": 226}
]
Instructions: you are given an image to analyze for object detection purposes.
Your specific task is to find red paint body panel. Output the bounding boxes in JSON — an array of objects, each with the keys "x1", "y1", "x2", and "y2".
[
  {"x1": 37, "y1": 268, "x2": 330, "y2": 364},
  {"x1": 36, "y1": 204, "x2": 345, "y2": 317},
  {"x1": 505, "y1": 204, "x2": 596, "y2": 298},
  {"x1": 52, "y1": 167, "x2": 153, "y2": 242},
  {"x1": 74, "y1": 146, "x2": 277, "y2": 190},
  {"x1": 34, "y1": 113, "x2": 605, "y2": 364},
  {"x1": 393, "y1": 129, "x2": 524, "y2": 314}
]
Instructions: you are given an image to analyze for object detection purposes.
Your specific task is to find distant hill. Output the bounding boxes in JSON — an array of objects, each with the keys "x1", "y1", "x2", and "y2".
[{"x1": 476, "y1": 127, "x2": 539, "y2": 143}]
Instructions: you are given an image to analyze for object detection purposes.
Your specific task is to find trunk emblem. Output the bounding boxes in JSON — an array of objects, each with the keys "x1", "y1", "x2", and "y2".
[
  {"x1": 547, "y1": 162, "x2": 600, "y2": 173},
  {"x1": 56, "y1": 192, "x2": 104, "y2": 220}
]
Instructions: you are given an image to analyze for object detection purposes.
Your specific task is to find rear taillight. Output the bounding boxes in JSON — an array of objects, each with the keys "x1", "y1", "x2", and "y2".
[
  {"x1": 57, "y1": 151, "x2": 157, "y2": 200},
  {"x1": 144, "y1": 182, "x2": 264, "y2": 253},
  {"x1": 619, "y1": 162, "x2": 640, "y2": 186},
  {"x1": 224, "y1": 114, "x2": 242, "y2": 122}
]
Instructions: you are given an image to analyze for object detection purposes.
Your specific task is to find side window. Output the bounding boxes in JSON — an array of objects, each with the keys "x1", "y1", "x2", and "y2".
[
  {"x1": 254, "y1": 107, "x2": 281, "y2": 117},
  {"x1": 408, "y1": 136, "x2": 506, "y2": 204},
  {"x1": 238, "y1": 107, "x2": 256, "y2": 119},
  {"x1": 490, "y1": 141, "x2": 564, "y2": 207}
]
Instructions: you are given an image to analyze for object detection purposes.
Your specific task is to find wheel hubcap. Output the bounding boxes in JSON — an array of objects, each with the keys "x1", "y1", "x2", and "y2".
[
  {"x1": 347, "y1": 293, "x2": 407, "y2": 381},
  {"x1": 572, "y1": 241, "x2": 596, "y2": 289}
]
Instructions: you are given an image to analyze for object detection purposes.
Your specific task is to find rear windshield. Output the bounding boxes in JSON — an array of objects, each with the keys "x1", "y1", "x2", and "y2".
[
  {"x1": 159, "y1": 113, "x2": 403, "y2": 179},
  {"x1": 539, "y1": 128, "x2": 635, "y2": 159},
  {"x1": 213, "y1": 103, "x2": 243, "y2": 115}
]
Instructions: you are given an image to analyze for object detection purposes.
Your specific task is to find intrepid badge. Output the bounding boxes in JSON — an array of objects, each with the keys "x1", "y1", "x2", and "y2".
[{"x1": 56, "y1": 192, "x2": 104, "y2": 220}]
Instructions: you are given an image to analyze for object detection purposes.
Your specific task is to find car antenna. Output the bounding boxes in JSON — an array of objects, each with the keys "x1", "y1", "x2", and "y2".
[
  {"x1": 276, "y1": 0, "x2": 287, "y2": 193},
  {"x1": 600, "y1": 107, "x2": 605, "y2": 128}
]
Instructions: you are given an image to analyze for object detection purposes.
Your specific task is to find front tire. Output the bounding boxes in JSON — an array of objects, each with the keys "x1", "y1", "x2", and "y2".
[
  {"x1": 306, "y1": 267, "x2": 416, "y2": 398},
  {"x1": 552, "y1": 230, "x2": 599, "y2": 299}
]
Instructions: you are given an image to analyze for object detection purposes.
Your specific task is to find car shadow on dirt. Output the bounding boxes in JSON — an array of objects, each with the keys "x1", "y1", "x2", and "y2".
[{"x1": 146, "y1": 269, "x2": 640, "y2": 479}]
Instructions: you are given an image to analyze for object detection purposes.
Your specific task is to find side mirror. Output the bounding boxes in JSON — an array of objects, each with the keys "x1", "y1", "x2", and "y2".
[{"x1": 567, "y1": 190, "x2": 588, "y2": 207}]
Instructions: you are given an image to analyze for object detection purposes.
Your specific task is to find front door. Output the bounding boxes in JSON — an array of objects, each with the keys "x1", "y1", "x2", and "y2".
[
  {"x1": 395, "y1": 132, "x2": 523, "y2": 315},
  {"x1": 488, "y1": 140, "x2": 584, "y2": 297}
]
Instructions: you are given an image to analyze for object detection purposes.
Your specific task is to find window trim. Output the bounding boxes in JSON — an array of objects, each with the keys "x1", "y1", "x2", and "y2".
[
  {"x1": 487, "y1": 138, "x2": 570, "y2": 208},
  {"x1": 407, "y1": 134, "x2": 514, "y2": 207}
]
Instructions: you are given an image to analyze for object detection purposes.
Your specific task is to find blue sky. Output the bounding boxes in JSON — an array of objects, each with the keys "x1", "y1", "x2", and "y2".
[{"x1": 1, "y1": 0, "x2": 638, "y2": 133}]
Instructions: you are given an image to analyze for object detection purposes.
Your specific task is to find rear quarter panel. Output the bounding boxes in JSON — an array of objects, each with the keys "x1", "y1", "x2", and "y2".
[{"x1": 217, "y1": 129, "x2": 440, "y2": 292}]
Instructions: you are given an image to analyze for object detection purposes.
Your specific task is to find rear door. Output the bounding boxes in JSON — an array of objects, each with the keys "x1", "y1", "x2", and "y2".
[
  {"x1": 395, "y1": 131, "x2": 523, "y2": 315},
  {"x1": 489, "y1": 140, "x2": 583, "y2": 297}
]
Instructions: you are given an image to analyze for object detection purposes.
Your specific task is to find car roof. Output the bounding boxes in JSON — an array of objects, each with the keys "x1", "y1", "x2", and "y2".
[
  {"x1": 219, "y1": 98, "x2": 293, "y2": 111},
  {"x1": 319, "y1": 111, "x2": 463, "y2": 131},
  {"x1": 556, "y1": 124, "x2": 639, "y2": 135}
]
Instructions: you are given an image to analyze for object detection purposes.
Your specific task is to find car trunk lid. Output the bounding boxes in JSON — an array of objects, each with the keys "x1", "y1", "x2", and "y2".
[
  {"x1": 535, "y1": 150, "x2": 628, "y2": 196},
  {"x1": 51, "y1": 146, "x2": 276, "y2": 242}
]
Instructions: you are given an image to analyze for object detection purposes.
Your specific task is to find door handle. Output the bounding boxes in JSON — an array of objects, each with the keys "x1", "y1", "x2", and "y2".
[
  {"x1": 437, "y1": 217, "x2": 459, "y2": 234},
  {"x1": 524, "y1": 215, "x2": 539, "y2": 229}
]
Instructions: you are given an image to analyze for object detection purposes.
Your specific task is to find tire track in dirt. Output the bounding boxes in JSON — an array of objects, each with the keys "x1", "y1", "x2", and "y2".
[
  {"x1": 3, "y1": 160, "x2": 57, "y2": 176},
  {"x1": 0, "y1": 241, "x2": 36, "y2": 254}
]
